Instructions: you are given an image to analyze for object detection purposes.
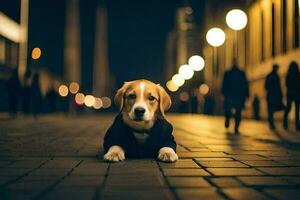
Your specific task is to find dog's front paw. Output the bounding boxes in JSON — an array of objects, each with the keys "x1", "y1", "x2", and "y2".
[
  {"x1": 104, "y1": 145, "x2": 125, "y2": 162},
  {"x1": 158, "y1": 147, "x2": 178, "y2": 162}
]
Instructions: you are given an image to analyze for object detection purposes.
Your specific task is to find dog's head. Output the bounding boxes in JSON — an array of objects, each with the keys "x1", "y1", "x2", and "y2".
[{"x1": 114, "y1": 79, "x2": 171, "y2": 130}]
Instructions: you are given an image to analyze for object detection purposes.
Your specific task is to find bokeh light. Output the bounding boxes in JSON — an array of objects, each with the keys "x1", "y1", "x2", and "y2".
[
  {"x1": 84, "y1": 95, "x2": 95, "y2": 107},
  {"x1": 206, "y1": 27, "x2": 226, "y2": 47},
  {"x1": 199, "y1": 84, "x2": 210, "y2": 95},
  {"x1": 58, "y1": 85, "x2": 68, "y2": 97},
  {"x1": 179, "y1": 64, "x2": 194, "y2": 80},
  {"x1": 75, "y1": 93, "x2": 85, "y2": 105},
  {"x1": 226, "y1": 9, "x2": 248, "y2": 30},
  {"x1": 69, "y1": 82, "x2": 79, "y2": 94},
  {"x1": 172, "y1": 74, "x2": 185, "y2": 87},
  {"x1": 102, "y1": 97, "x2": 112, "y2": 109},
  {"x1": 188, "y1": 55, "x2": 205, "y2": 71},
  {"x1": 166, "y1": 80, "x2": 179, "y2": 92},
  {"x1": 31, "y1": 47, "x2": 41, "y2": 60},
  {"x1": 179, "y1": 91, "x2": 189, "y2": 102},
  {"x1": 93, "y1": 97, "x2": 103, "y2": 109}
]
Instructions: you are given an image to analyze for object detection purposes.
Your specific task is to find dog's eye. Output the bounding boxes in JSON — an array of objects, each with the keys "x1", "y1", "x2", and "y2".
[
  {"x1": 148, "y1": 96, "x2": 155, "y2": 101},
  {"x1": 127, "y1": 94, "x2": 136, "y2": 100}
]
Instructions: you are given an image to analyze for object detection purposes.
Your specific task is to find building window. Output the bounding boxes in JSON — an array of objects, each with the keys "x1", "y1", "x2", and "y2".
[
  {"x1": 282, "y1": 0, "x2": 287, "y2": 53},
  {"x1": 294, "y1": 0, "x2": 299, "y2": 48},
  {"x1": 272, "y1": 3, "x2": 276, "y2": 56}
]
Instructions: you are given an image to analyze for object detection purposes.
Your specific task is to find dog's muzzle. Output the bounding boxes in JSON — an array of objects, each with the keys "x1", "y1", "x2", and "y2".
[{"x1": 134, "y1": 107, "x2": 145, "y2": 121}]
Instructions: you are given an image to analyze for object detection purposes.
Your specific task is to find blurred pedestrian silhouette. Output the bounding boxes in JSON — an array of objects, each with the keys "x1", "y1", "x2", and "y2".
[
  {"x1": 283, "y1": 61, "x2": 300, "y2": 130},
  {"x1": 265, "y1": 64, "x2": 285, "y2": 130},
  {"x1": 204, "y1": 93, "x2": 215, "y2": 115},
  {"x1": 222, "y1": 63, "x2": 249, "y2": 134},
  {"x1": 22, "y1": 69, "x2": 32, "y2": 115},
  {"x1": 6, "y1": 69, "x2": 20, "y2": 117},
  {"x1": 31, "y1": 73, "x2": 42, "y2": 117},
  {"x1": 252, "y1": 95, "x2": 261, "y2": 120},
  {"x1": 190, "y1": 89, "x2": 198, "y2": 114},
  {"x1": 46, "y1": 88, "x2": 57, "y2": 113}
]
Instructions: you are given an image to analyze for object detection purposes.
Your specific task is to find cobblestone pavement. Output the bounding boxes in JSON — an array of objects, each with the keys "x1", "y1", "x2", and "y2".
[{"x1": 1, "y1": 114, "x2": 300, "y2": 200}]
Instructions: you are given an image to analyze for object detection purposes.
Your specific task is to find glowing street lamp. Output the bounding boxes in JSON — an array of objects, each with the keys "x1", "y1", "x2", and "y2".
[
  {"x1": 226, "y1": 9, "x2": 247, "y2": 59},
  {"x1": 84, "y1": 95, "x2": 95, "y2": 107},
  {"x1": 206, "y1": 28, "x2": 226, "y2": 47},
  {"x1": 58, "y1": 85, "x2": 68, "y2": 97},
  {"x1": 179, "y1": 64, "x2": 194, "y2": 80},
  {"x1": 188, "y1": 55, "x2": 205, "y2": 71},
  {"x1": 166, "y1": 80, "x2": 179, "y2": 92},
  {"x1": 226, "y1": 9, "x2": 247, "y2": 31},
  {"x1": 206, "y1": 27, "x2": 225, "y2": 87},
  {"x1": 172, "y1": 74, "x2": 185, "y2": 87},
  {"x1": 31, "y1": 47, "x2": 41, "y2": 60}
]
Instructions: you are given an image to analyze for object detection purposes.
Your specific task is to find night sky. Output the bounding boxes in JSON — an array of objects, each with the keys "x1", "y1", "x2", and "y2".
[{"x1": 1, "y1": 0, "x2": 205, "y2": 91}]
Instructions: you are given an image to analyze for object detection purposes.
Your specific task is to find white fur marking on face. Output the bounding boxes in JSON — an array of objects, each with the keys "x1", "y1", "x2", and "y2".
[{"x1": 128, "y1": 81, "x2": 153, "y2": 121}]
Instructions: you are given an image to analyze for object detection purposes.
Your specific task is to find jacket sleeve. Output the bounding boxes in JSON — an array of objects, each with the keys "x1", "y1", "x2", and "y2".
[
  {"x1": 103, "y1": 116, "x2": 123, "y2": 152},
  {"x1": 160, "y1": 120, "x2": 177, "y2": 152}
]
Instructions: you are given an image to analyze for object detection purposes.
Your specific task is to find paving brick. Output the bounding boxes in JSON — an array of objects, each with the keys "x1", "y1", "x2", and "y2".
[
  {"x1": 237, "y1": 176, "x2": 293, "y2": 186},
  {"x1": 106, "y1": 174, "x2": 165, "y2": 188},
  {"x1": 42, "y1": 159, "x2": 80, "y2": 168},
  {"x1": 197, "y1": 161, "x2": 248, "y2": 168},
  {"x1": 195, "y1": 158, "x2": 233, "y2": 161},
  {"x1": 258, "y1": 167, "x2": 300, "y2": 175},
  {"x1": 263, "y1": 189, "x2": 300, "y2": 200},
  {"x1": 230, "y1": 155, "x2": 269, "y2": 161},
  {"x1": 58, "y1": 176, "x2": 104, "y2": 187},
  {"x1": 167, "y1": 177, "x2": 211, "y2": 187},
  {"x1": 0, "y1": 168, "x2": 32, "y2": 176},
  {"x1": 100, "y1": 188, "x2": 175, "y2": 200},
  {"x1": 29, "y1": 168, "x2": 71, "y2": 176},
  {"x1": 162, "y1": 169, "x2": 210, "y2": 176},
  {"x1": 207, "y1": 168, "x2": 263, "y2": 176},
  {"x1": 241, "y1": 160, "x2": 285, "y2": 167},
  {"x1": 222, "y1": 188, "x2": 269, "y2": 200},
  {"x1": 159, "y1": 160, "x2": 200, "y2": 168},
  {"x1": 42, "y1": 187, "x2": 96, "y2": 200},
  {"x1": 210, "y1": 177, "x2": 242, "y2": 187},
  {"x1": 178, "y1": 152, "x2": 228, "y2": 158},
  {"x1": 175, "y1": 188, "x2": 224, "y2": 200}
]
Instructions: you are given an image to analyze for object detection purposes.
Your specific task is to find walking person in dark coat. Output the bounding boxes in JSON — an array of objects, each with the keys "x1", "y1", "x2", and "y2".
[
  {"x1": 283, "y1": 61, "x2": 300, "y2": 130},
  {"x1": 222, "y1": 64, "x2": 249, "y2": 134},
  {"x1": 264, "y1": 64, "x2": 285, "y2": 130},
  {"x1": 252, "y1": 95, "x2": 261, "y2": 120},
  {"x1": 6, "y1": 69, "x2": 20, "y2": 117},
  {"x1": 31, "y1": 73, "x2": 42, "y2": 118}
]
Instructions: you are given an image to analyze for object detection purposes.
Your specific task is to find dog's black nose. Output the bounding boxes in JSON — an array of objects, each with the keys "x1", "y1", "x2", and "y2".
[{"x1": 134, "y1": 107, "x2": 145, "y2": 117}]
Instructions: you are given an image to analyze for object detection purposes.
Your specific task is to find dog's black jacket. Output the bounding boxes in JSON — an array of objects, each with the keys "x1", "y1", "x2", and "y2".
[{"x1": 103, "y1": 114, "x2": 176, "y2": 158}]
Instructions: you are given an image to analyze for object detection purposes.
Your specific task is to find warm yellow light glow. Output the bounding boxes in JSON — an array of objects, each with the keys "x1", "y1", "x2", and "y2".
[
  {"x1": 31, "y1": 47, "x2": 41, "y2": 60},
  {"x1": 179, "y1": 64, "x2": 194, "y2": 80},
  {"x1": 93, "y1": 97, "x2": 103, "y2": 109},
  {"x1": 58, "y1": 85, "x2": 69, "y2": 97},
  {"x1": 102, "y1": 97, "x2": 112, "y2": 108},
  {"x1": 84, "y1": 95, "x2": 95, "y2": 107},
  {"x1": 0, "y1": 12, "x2": 20, "y2": 43},
  {"x1": 172, "y1": 74, "x2": 185, "y2": 87},
  {"x1": 179, "y1": 92, "x2": 189, "y2": 102},
  {"x1": 206, "y1": 28, "x2": 226, "y2": 47},
  {"x1": 166, "y1": 80, "x2": 179, "y2": 92},
  {"x1": 199, "y1": 84, "x2": 209, "y2": 95},
  {"x1": 226, "y1": 9, "x2": 247, "y2": 30},
  {"x1": 188, "y1": 55, "x2": 205, "y2": 71},
  {"x1": 69, "y1": 82, "x2": 79, "y2": 94},
  {"x1": 75, "y1": 93, "x2": 85, "y2": 105}
]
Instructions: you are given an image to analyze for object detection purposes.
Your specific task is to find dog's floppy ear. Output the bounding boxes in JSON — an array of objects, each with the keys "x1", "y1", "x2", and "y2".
[
  {"x1": 114, "y1": 82, "x2": 131, "y2": 111},
  {"x1": 157, "y1": 84, "x2": 171, "y2": 118}
]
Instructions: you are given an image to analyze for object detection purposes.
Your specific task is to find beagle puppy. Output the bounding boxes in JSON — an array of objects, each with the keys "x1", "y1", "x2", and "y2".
[{"x1": 103, "y1": 79, "x2": 178, "y2": 162}]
